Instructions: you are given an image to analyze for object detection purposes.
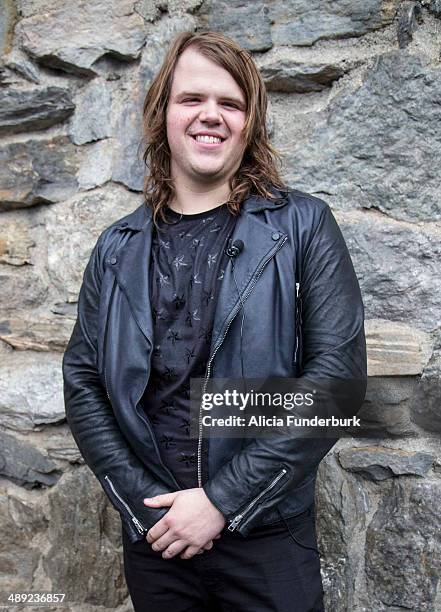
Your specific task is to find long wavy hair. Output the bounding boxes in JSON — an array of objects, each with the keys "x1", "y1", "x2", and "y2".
[{"x1": 141, "y1": 31, "x2": 287, "y2": 223}]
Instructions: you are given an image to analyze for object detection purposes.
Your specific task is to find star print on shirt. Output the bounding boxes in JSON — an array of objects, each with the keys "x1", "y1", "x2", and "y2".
[
  {"x1": 184, "y1": 346, "x2": 196, "y2": 364},
  {"x1": 163, "y1": 366, "x2": 178, "y2": 381},
  {"x1": 179, "y1": 418, "x2": 191, "y2": 436},
  {"x1": 157, "y1": 271, "x2": 170, "y2": 286},
  {"x1": 207, "y1": 253, "x2": 218, "y2": 268},
  {"x1": 189, "y1": 272, "x2": 202, "y2": 288},
  {"x1": 152, "y1": 308, "x2": 166, "y2": 324},
  {"x1": 167, "y1": 329, "x2": 181, "y2": 345},
  {"x1": 198, "y1": 327, "x2": 212, "y2": 345},
  {"x1": 203, "y1": 290, "x2": 214, "y2": 306},
  {"x1": 185, "y1": 309, "x2": 201, "y2": 327},
  {"x1": 172, "y1": 255, "x2": 189, "y2": 270},
  {"x1": 190, "y1": 237, "x2": 204, "y2": 250},
  {"x1": 172, "y1": 294, "x2": 186, "y2": 310},
  {"x1": 178, "y1": 452, "x2": 196, "y2": 467},
  {"x1": 159, "y1": 434, "x2": 176, "y2": 449}
]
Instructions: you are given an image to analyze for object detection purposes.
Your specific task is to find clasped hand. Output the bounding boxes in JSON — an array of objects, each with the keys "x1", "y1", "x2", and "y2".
[{"x1": 143, "y1": 487, "x2": 226, "y2": 560}]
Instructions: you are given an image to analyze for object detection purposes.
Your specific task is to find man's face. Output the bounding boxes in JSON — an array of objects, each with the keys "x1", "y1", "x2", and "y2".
[{"x1": 166, "y1": 46, "x2": 247, "y2": 188}]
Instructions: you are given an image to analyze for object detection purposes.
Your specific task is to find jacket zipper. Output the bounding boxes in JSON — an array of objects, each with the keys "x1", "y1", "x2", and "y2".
[
  {"x1": 103, "y1": 276, "x2": 181, "y2": 491},
  {"x1": 294, "y1": 282, "x2": 300, "y2": 365},
  {"x1": 228, "y1": 467, "x2": 288, "y2": 531},
  {"x1": 197, "y1": 235, "x2": 288, "y2": 487},
  {"x1": 103, "y1": 278, "x2": 117, "y2": 405},
  {"x1": 104, "y1": 474, "x2": 147, "y2": 535}
]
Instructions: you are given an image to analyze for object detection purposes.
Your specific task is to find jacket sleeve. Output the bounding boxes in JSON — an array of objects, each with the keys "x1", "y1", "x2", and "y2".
[
  {"x1": 62, "y1": 231, "x2": 172, "y2": 543},
  {"x1": 203, "y1": 203, "x2": 367, "y2": 535}
]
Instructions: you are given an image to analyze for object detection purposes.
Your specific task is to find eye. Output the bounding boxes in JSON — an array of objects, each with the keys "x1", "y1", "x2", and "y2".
[{"x1": 222, "y1": 101, "x2": 239, "y2": 109}]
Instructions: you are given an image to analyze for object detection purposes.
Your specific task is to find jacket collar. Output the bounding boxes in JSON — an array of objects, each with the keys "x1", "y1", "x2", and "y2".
[{"x1": 114, "y1": 186, "x2": 290, "y2": 231}]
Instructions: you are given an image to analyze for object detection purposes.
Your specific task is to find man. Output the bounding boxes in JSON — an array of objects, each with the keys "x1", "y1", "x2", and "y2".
[{"x1": 63, "y1": 31, "x2": 367, "y2": 612}]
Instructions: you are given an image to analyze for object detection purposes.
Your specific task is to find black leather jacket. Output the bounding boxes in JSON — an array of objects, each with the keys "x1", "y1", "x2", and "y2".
[{"x1": 62, "y1": 187, "x2": 367, "y2": 543}]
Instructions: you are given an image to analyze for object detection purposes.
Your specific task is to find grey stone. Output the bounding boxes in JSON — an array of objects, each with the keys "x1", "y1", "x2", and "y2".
[
  {"x1": 0, "y1": 486, "x2": 44, "y2": 593},
  {"x1": 316, "y1": 452, "x2": 370, "y2": 612},
  {"x1": 0, "y1": 135, "x2": 79, "y2": 210},
  {"x1": 0, "y1": 86, "x2": 74, "y2": 135},
  {"x1": 0, "y1": 350, "x2": 65, "y2": 431},
  {"x1": 112, "y1": 93, "x2": 145, "y2": 192},
  {"x1": 139, "y1": 14, "x2": 196, "y2": 86},
  {"x1": 267, "y1": 0, "x2": 400, "y2": 47},
  {"x1": 0, "y1": 214, "x2": 36, "y2": 266},
  {"x1": 45, "y1": 186, "x2": 143, "y2": 302},
  {"x1": 397, "y1": 1, "x2": 423, "y2": 48},
  {"x1": 0, "y1": 0, "x2": 17, "y2": 57},
  {"x1": 260, "y1": 56, "x2": 344, "y2": 93},
  {"x1": 168, "y1": 0, "x2": 203, "y2": 13},
  {"x1": 44, "y1": 468, "x2": 127, "y2": 607},
  {"x1": 69, "y1": 79, "x2": 112, "y2": 145},
  {"x1": 0, "y1": 313, "x2": 74, "y2": 352},
  {"x1": 365, "y1": 318, "x2": 433, "y2": 376},
  {"x1": 365, "y1": 479, "x2": 441, "y2": 610},
  {"x1": 338, "y1": 446, "x2": 434, "y2": 480},
  {"x1": 0, "y1": 431, "x2": 61, "y2": 488},
  {"x1": 134, "y1": 0, "x2": 162, "y2": 22},
  {"x1": 423, "y1": 0, "x2": 441, "y2": 17},
  {"x1": 0, "y1": 268, "x2": 47, "y2": 311},
  {"x1": 16, "y1": 0, "x2": 147, "y2": 76},
  {"x1": 78, "y1": 139, "x2": 113, "y2": 190},
  {"x1": 197, "y1": 0, "x2": 272, "y2": 52},
  {"x1": 43, "y1": 429, "x2": 84, "y2": 464},
  {"x1": 4, "y1": 48, "x2": 41, "y2": 84},
  {"x1": 359, "y1": 376, "x2": 418, "y2": 438},
  {"x1": 411, "y1": 350, "x2": 441, "y2": 433},
  {"x1": 284, "y1": 51, "x2": 441, "y2": 222},
  {"x1": 337, "y1": 211, "x2": 441, "y2": 332}
]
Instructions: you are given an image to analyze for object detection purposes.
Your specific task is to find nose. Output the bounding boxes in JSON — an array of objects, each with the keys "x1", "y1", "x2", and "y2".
[{"x1": 198, "y1": 99, "x2": 222, "y2": 123}]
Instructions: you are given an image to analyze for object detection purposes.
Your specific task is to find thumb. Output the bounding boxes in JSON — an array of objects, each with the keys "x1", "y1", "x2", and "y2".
[{"x1": 143, "y1": 492, "x2": 178, "y2": 507}]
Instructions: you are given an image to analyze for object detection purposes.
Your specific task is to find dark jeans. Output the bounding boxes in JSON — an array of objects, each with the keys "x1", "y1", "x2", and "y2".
[{"x1": 121, "y1": 504, "x2": 325, "y2": 612}]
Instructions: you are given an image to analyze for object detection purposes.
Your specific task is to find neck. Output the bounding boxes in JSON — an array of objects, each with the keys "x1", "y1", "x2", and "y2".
[{"x1": 168, "y1": 176, "x2": 232, "y2": 215}]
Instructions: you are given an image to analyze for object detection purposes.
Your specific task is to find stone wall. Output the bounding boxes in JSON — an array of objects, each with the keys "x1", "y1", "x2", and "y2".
[{"x1": 0, "y1": 1, "x2": 440, "y2": 610}]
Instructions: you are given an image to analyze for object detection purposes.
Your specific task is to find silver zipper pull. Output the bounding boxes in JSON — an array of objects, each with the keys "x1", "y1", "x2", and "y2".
[
  {"x1": 295, "y1": 282, "x2": 300, "y2": 298},
  {"x1": 228, "y1": 514, "x2": 243, "y2": 532},
  {"x1": 132, "y1": 516, "x2": 147, "y2": 534}
]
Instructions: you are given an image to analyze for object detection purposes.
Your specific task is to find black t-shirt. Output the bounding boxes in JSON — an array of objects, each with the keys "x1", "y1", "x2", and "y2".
[{"x1": 140, "y1": 202, "x2": 237, "y2": 489}]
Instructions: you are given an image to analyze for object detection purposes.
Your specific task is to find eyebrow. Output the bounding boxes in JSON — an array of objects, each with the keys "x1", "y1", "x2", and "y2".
[{"x1": 175, "y1": 91, "x2": 246, "y2": 107}]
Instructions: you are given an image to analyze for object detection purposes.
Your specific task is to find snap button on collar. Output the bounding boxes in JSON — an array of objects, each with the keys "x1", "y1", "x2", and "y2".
[{"x1": 271, "y1": 232, "x2": 281, "y2": 241}]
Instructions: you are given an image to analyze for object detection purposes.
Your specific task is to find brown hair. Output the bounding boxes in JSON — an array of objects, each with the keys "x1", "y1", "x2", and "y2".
[{"x1": 141, "y1": 31, "x2": 287, "y2": 223}]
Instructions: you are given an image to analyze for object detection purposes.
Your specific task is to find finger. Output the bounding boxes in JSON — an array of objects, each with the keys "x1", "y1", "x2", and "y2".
[
  {"x1": 180, "y1": 545, "x2": 201, "y2": 560},
  {"x1": 143, "y1": 492, "x2": 178, "y2": 508},
  {"x1": 146, "y1": 520, "x2": 169, "y2": 544},
  {"x1": 150, "y1": 529, "x2": 179, "y2": 552},
  {"x1": 162, "y1": 540, "x2": 187, "y2": 559},
  {"x1": 214, "y1": 534, "x2": 221, "y2": 539},
  {"x1": 203, "y1": 541, "x2": 213, "y2": 550},
  {"x1": 196, "y1": 549, "x2": 204, "y2": 555}
]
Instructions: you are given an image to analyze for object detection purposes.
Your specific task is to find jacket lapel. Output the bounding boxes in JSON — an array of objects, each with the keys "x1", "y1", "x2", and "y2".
[
  {"x1": 210, "y1": 209, "x2": 287, "y2": 349},
  {"x1": 110, "y1": 220, "x2": 154, "y2": 345},
  {"x1": 106, "y1": 189, "x2": 289, "y2": 349}
]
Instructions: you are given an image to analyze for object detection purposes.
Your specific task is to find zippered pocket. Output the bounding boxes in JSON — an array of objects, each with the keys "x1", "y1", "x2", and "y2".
[
  {"x1": 228, "y1": 468, "x2": 288, "y2": 532},
  {"x1": 104, "y1": 474, "x2": 147, "y2": 535},
  {"x1": 293, "y1": 282, "x2": 302, "y2": 369}
]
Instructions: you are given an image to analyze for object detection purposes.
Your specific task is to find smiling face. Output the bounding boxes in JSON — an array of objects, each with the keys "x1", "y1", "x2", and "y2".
[{"x1": 166, "y1": 46, "x2": 247, "y2": 190}]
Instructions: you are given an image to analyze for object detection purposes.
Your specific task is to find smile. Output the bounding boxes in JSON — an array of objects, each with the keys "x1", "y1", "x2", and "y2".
[{"x1": 190, "y1": 134, "x2": 226, "y2": 147}]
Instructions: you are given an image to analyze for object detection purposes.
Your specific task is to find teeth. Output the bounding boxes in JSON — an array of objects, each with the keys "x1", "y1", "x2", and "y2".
[{"x1": 194, "y1": 135, "x2": 222, "y2": 144}]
